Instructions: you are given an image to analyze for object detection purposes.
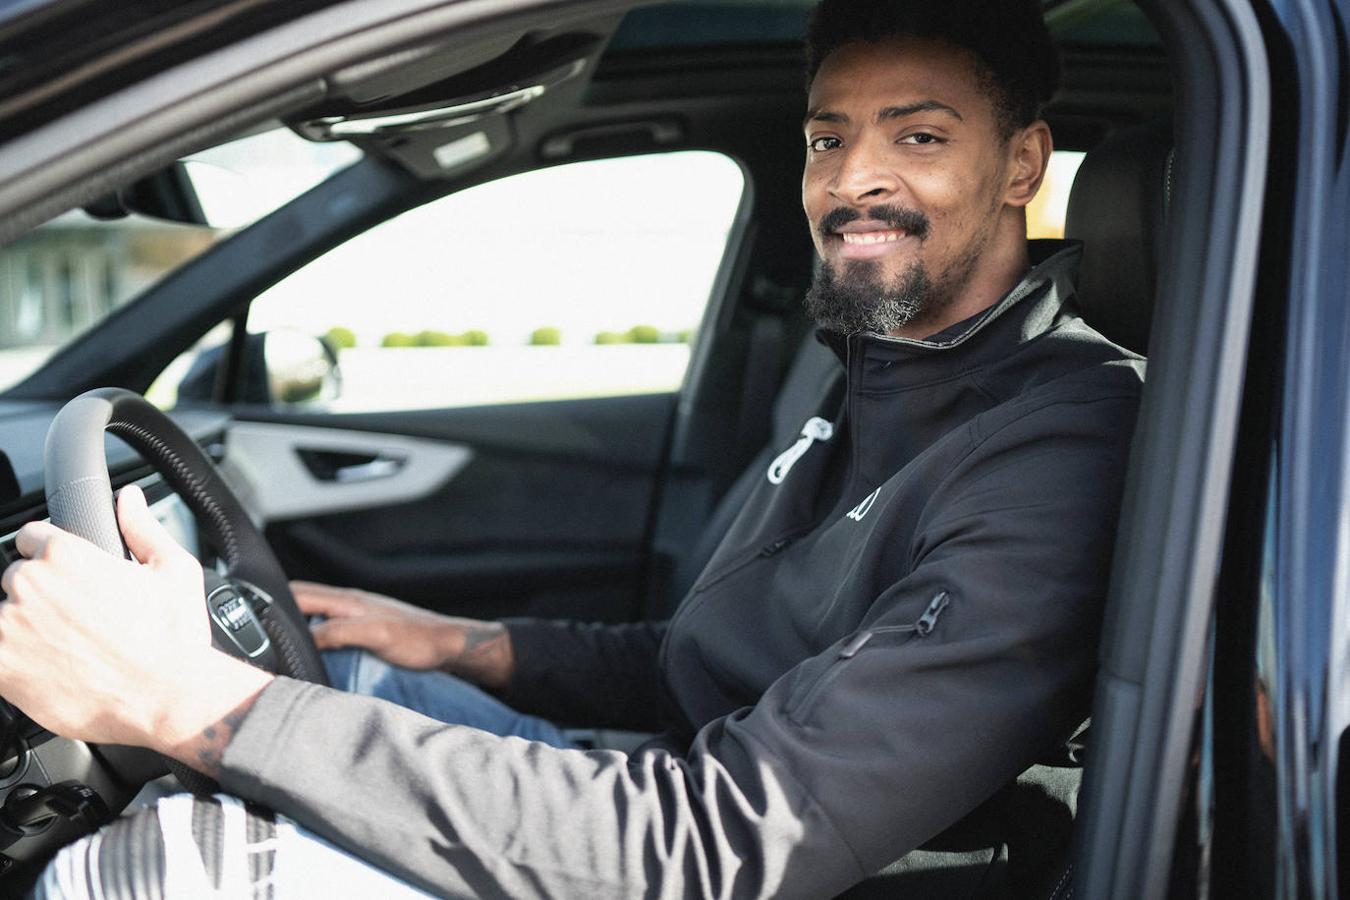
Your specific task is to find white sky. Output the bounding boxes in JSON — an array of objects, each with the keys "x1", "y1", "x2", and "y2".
[{"x1": 195, "y1": 133, "x2": 748, "y2": 347}]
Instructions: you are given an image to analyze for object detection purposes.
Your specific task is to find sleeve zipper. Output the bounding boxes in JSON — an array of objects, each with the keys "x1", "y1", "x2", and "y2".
[
  {"x1": 786, "y1": 591, "x2": 952, "y2": 725},
  {"x1": 838, "y1": 591, "x2": 951, "y2": 658}
]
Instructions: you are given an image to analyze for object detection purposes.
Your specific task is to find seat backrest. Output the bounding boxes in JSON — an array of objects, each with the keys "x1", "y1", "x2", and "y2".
[
  {"x1": 663, "y1": 335, "x2": 842, "y2": 610},
  {"x1": 1064, "y1": 119, "x2": 1175, "y2": 356}
]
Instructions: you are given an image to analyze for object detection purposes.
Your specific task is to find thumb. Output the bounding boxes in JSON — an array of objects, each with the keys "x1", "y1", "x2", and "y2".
[{"x1": 117, "y1": 485, "x2": 186, "y2": 569}]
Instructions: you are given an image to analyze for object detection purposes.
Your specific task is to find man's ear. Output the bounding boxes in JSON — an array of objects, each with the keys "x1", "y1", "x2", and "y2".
[{"x1": 1003, "y1": 120, "x2": 1053, "y2": 209}]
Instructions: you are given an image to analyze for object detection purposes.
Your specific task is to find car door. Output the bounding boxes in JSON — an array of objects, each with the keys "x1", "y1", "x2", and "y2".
[
  {"x1": 1074, "y1": 0, "x2": 1350, "y2": 897},
  {"x1": 185, "y1": 149, "x2": 749, "y2": 625}
]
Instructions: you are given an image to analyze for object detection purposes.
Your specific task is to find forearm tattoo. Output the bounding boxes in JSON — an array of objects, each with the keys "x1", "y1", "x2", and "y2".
[
  {"x1": 194, "y1": 705, "x2": 250, "y2": 778},
  {"x1": 441, "y1": 622, "x2": 512, "y2": 689},
  {"x1": 460, "y1": 623, "x2": 505, "y2": 655}
]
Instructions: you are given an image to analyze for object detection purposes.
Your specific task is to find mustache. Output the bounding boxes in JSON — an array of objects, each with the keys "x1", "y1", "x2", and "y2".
[{"x1": 818, "y1": 205, "x2": 930, "y2": 241}]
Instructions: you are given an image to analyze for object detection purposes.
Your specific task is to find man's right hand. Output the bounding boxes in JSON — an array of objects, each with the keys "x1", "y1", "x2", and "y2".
[{"x1": 292, "y1": 581, "x2": 515, "y2": 690}]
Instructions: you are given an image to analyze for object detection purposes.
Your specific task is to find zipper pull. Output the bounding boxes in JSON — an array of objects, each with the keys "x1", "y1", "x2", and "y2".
[
  {"x1": 915, "y1": 592, "x2": 950, "y2": 636},
  {"x1": 839, "y1": 630, "x2": 874, "y2": 659},
  {"x1": 766, "y1": 417, "x2": 835, "y2": 485},
  {"x1": 760, "y1": 538, "x2": 791, "y2": 557}
]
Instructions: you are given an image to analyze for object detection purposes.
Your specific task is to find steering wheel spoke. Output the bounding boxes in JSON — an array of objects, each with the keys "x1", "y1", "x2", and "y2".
[{"x1": 201, "y1": 570, "x2": 281, "y2": 673}]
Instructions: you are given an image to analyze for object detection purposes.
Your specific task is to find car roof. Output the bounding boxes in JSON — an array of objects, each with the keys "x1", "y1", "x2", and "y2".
[
  {"x1": 605, "y1": 0, "x2": 1161, "y2": 53},
  {"x1": 0, "y1": 0, "x2": 1169, "y2": 248},
  {"x1": 0, "y1": 0, "x2": 1161, "y2": 141}
]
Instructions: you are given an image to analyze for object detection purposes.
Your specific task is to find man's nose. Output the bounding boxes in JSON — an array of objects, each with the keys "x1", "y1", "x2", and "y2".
[{"x1": 828, "y1": 135, "x2": 899, "y2": 205}]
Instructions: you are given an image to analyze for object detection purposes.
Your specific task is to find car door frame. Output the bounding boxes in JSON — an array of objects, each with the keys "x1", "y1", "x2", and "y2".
[
  {"x1": 1200, "y1": 0, "x2": 1350, "y2": 896},
  {"x1": 1073, "y1": 0, "x2": 1272, "y2": 896}
]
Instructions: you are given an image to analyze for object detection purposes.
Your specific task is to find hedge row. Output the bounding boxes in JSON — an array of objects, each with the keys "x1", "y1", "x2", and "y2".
[{"x1": 325, "y1": 326, "x2": 692, "y2": 348}]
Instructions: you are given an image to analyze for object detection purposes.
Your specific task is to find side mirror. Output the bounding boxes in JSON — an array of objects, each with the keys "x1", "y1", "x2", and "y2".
[
  {"x1": 177, "y1": 331, "x2": 341, "y2": 406},
  {"x1": 266, "y1": 330, "x2": 341, "y2": 404}
]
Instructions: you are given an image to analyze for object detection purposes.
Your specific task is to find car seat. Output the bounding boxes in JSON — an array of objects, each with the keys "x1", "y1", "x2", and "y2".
[{"x1": 1065, "y1": 119, "x2": 1172, "y2": 357}]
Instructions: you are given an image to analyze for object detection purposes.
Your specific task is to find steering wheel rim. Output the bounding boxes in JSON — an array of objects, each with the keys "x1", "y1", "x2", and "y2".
[{"x1": 43, "y1": 388, "x2": 328, "y2": 789}]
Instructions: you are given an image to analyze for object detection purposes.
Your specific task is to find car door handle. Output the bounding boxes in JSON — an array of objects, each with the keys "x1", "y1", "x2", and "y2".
[
  {"x1": 331, "y1": 456, "x2": 405, "y2": 483},
  {"x1": 296, "y1": 448, "x2": 408, "y2": 483}
]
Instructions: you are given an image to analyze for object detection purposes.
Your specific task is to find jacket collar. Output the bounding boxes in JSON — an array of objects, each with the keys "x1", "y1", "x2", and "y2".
[{"x1": 818, "y1": 239, "x2": 1083, "y2": 390}]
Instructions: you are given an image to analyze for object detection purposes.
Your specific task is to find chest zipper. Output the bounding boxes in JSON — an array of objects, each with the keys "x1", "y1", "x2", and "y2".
[
  {"x1": 659, "y1": 533, "x2": 804, "y2": 707},
  {"x1": 787, "y1": 591, "x2": 951, "y2": 725},
  {"x1": 691, "y1": 535, "x2": 797, "y2": 595}
]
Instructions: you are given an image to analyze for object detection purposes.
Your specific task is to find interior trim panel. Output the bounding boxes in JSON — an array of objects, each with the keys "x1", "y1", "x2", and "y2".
[{"x1": 222, "y1": 421, "x2": 473, "y2": 522}]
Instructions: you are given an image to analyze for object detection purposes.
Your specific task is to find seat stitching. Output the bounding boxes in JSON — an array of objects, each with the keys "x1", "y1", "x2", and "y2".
[{"x1": 1050, "y1": 861, "x2": 1073, "y2": 899}]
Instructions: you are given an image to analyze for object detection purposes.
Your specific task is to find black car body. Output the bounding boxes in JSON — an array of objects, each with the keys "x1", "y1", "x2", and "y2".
[{"x1": 0, "y1": 0, "x2": 1347, "y2": 896}]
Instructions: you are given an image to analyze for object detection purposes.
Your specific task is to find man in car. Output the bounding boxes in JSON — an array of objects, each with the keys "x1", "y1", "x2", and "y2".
[{"x1": 0, "y1": 0, "x2": 1144, "y2": 896}]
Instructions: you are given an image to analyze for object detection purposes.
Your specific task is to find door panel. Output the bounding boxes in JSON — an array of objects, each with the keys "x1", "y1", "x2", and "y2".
[
  {"x1": 241, "y1": 392, "x2": 676, "y2": 623},
  {"x1": 223, "y1": 422, "x2": 473, "y2": 521}
]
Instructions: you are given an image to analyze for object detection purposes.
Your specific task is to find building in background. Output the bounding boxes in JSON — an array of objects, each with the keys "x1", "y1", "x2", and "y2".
[{"x1": 0, "y1": 212, "x2": 214, "y2": 351}]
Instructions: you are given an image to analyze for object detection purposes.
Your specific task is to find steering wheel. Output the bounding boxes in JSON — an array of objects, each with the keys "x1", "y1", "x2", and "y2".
[{"x1": 43, "y1": 387, "x2": 328, "y2": 792}]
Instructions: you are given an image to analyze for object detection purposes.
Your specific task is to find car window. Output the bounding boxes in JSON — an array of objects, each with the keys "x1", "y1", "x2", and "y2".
[
  {"x1": 0, "y1": 128, "x2": 360, "y2": 394},
  {"x1": 230, "y1": 151, "x2": 746, "y2": 411},
  {"x1": 1027, "y1": 150, "x2": 1085, "y2": 239}
]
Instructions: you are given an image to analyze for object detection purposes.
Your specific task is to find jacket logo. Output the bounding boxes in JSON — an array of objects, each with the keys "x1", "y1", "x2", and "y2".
[
  {"x1": 767, "y1": 417, "x2": 835, "y2": 485},
  {"x1": 845, "y1": 487, "x2": 881, "y2": 522}
]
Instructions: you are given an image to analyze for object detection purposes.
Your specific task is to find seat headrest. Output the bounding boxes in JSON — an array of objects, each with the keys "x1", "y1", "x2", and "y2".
[{"x1": 1064, "y1": 120, "x2": 1174, "y2": 356}]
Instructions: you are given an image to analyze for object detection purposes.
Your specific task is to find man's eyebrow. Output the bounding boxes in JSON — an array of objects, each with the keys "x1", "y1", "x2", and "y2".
[
  {"x1": 879, "y1": 100, "x2": 963, "y2": 122},
  {"x1": 803, "y1": 100, "x2": 964, "y2": 130},
  {"x1": 803, "y1": 109, "x2": 847, "y2": 128}
]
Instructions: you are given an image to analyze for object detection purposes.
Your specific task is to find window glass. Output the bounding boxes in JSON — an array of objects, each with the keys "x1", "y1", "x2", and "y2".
[
  {"x1": 243, "y1": 151, "x2": 745, "y2": 411},
  {"x1": 1027, "y1": 150, "x2": 1087, "y2": 240},
  {"x1": 0, "y1": 128, "x2": 359, "y2": 394}
]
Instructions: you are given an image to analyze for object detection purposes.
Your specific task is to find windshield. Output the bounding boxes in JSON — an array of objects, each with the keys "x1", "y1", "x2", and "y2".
[{"x1": 0, "y1": 127, "x2": 360, "y2": 394}]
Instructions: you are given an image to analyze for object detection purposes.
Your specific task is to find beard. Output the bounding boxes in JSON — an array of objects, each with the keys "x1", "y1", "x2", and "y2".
[
  {"x1": 805, "y1": 257, "x2": 932, "y2": 335},
  {"x1": 804, "y1": 203, "x2": 987, "y2": 337}
]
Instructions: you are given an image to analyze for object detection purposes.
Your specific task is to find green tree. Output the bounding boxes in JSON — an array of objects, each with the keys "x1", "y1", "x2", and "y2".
[
  {"x1": 594, "y1": 331, "x2": 625, "y2": 345},
  {"x1": 530, "y1": 327, "x2": 562, "y2": 346},
  {"x1": 461, "y1": 329, "x2": 490, "y2": 347},
  {"x1": 382, "y1": 332, "x2": 415, "y2": 348},
  {"x1": 628, "y1": 324, "x2": 661, "y2": 344},
  {"x1": 674, "y1": 329, "x2": 694, "y2": 344},
  {"x1": 415, "y1": 330, "x2": 460, "y2": 347},
  {"x1": 324, "y1": 326, "x2": 357, "y2": 350}
]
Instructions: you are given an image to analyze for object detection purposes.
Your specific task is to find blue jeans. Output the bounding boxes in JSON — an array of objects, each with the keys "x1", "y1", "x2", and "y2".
[
  {"x1": 36, "y1": 650, "x2": 575, "y2": 897},
  {"x1": 321, "y1": 647, "x2": 577, "y2": 749}
]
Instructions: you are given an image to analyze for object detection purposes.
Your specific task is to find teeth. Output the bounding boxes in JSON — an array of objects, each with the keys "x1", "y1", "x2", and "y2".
[{"x1": 841, "y1": 231, "x2": 905, "y2": 245}]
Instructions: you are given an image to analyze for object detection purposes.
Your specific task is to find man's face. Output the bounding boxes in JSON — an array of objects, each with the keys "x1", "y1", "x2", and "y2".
[{"x1": 802, "y1": 36, "x2": 1014, "y2": 336}]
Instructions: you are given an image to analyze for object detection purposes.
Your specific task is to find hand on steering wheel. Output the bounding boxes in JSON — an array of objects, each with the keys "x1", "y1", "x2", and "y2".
[{"x1": 2, "y1": 388, "x2": 328, "y2": 793}]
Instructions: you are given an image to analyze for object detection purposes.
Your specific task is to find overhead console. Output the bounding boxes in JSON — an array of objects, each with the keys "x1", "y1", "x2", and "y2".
[{"x1": 288, "y1": 21, "x2": 620, "y2": 180}]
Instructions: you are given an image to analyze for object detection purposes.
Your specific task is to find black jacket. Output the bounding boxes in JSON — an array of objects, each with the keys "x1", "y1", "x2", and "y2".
[{"x1": 221, "y1": 240, "x2": 1145, "y2": 898}]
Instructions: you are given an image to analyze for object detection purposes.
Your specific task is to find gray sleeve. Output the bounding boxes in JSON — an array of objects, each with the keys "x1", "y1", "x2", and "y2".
[
  {"x1": 498, "y1": 618, "x2": 667, "y2": 731},
  {"x1": 218, "y1": 395, "x2": 1134, "y2": 899}
]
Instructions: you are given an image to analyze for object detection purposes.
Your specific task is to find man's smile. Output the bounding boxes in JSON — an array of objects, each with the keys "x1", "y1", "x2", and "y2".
[
  {"x1": 832, "y1": 222, "x2": 920, "y2": 260},
  {"x1": 841, "y1": 230, "x2": 907, "y2": 244}
]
